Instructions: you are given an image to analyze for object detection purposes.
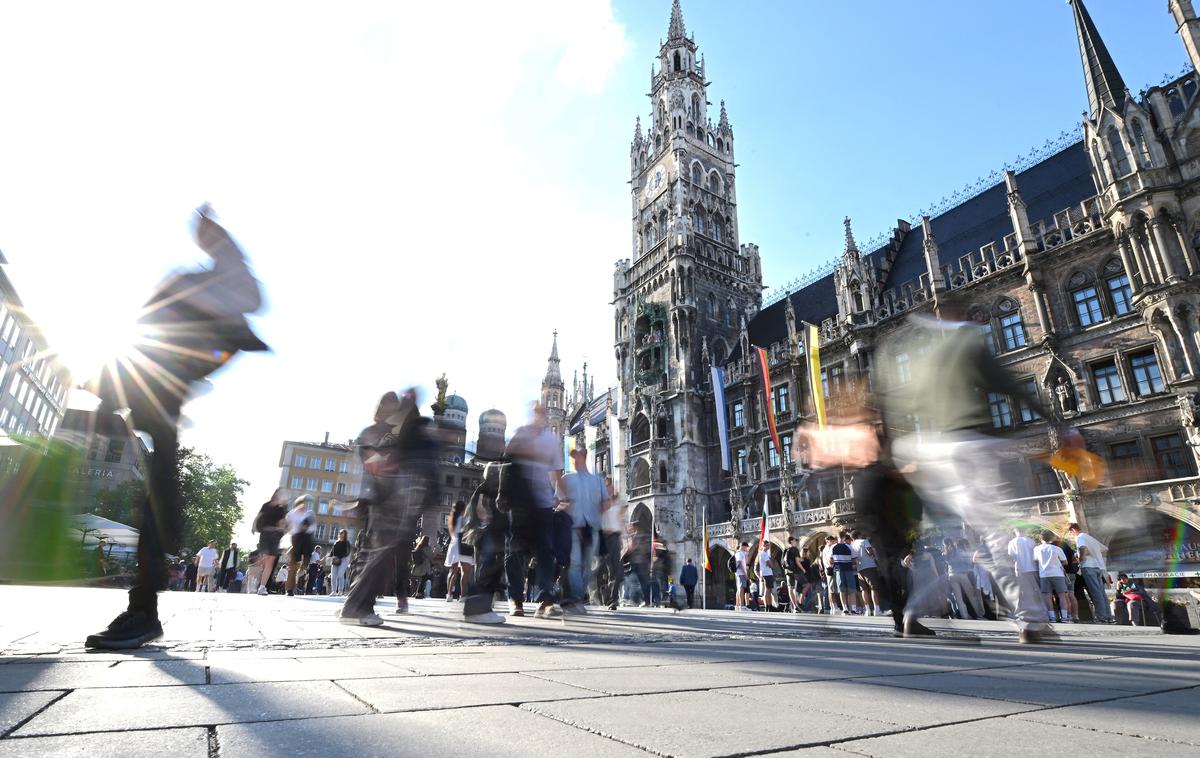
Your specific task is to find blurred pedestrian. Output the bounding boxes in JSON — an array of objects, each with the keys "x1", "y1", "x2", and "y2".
[
  {"x1": 679, "y1": 558, "x2": 698, "y2": 609},
  {"x1": 598, "y1": 477, "x2": 626, "y2": 610},
  {"x1": 184, "y1": 557, "x2": 198, "y2": 592},
  {"x1": 851, "y1": 530, "x2": 882, "y2": 617},
  {"x1": 757, "y1": 543, "x2": 777, "y2": 610},
  {"x1": 330, "y1": 529, "x2": 351, "y2": 596},
  {"x1": 734, "y1": 541, "x2": 750, "y2": 610},
  {"x1": 1034, "y1": 530, "x2": 1071, "y2": 623},
  {"x1": 196, "y1": 540, "x2": 218, "y2": 592},
  {"x1": 284, "y1": 497, "x2": 315, "y2": 596},
  {"x1": 305, "y1": 545, "x2": 323, "y2": 595},
  {"x1": 218, "y1": 542, "x2": 239, "y2": 592},
  {"x1": 252, "y1": 489, "x2": 288, "y2": 596},
  {"x1": 1068, "y1": 523, "x2": 1115, "y2": 624},
  {"x1": 561, "y1": 446, "x2": 606, "y2": 614}
]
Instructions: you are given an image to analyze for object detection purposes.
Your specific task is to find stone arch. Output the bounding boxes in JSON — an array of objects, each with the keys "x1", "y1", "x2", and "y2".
[
  {"x1": 631, "y1": 459, "x2": 651, "y2": 490},
  {"x1": 631, "y1": 413, "x2": 651, "y2": 446},
  {"x1": 992, "y1": 296, "x2": 1019, "y2": 317},
  {"x1": 705, "y1": 541, "x2": 736, "y2": 609}
]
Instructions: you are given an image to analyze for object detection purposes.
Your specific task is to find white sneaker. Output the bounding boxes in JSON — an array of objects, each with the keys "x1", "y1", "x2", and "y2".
[
  {"x1": 464, "y1": 611, "x2": 505, "y2": 625},
  {"x1": 257, "y1": 586, "x2": 268, "y2": 595},
  {"x1": 339, "y1": 613, "x2": 383, "y2": 627}
]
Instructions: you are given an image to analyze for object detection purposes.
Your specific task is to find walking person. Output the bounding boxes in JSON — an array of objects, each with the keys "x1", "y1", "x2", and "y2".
[
  {"x1": 734, "y1": 541, "x2": 750, "y2": 610},
  {"x1": 943, "y1": 538, "x2": 979, "y2": 619},
  {"x1": 1006, "y1": 528, "x2": 1042, "y2": 623},
  {"x1": 218, "y1": 542, "x2": 239, "y2": 592},
  {"x1": 1058, "y1": 535, "x2": 1081, "y2": 623},
  {"x1": 285, "y1": 497, "x2": 316, "y2": 596},
  {"x1": 801, "y1": 547, "x2": 820, "y2": 612},
  {"x1": 339, "y1": 390, "x2": 440, "y2": 625},
  {"x1": 85, "y1": 208, "x2": 267, "y2": 649},
  {"x1": 782, "y1": 537, "x2": 803, "y2": 612},
  {"x1": 598, "y1": 477, "x2": 626, "y2": 610},
  {"x1": 1068, "y1": 523, "x2": 1115, "y2": 624},
  {"x1": 679, "y1": 558, "x2": 698, "y2": 609},
  {"x1": 1034, "y1": 530, "x2": 1072, "y2": 623},
  {"x1": 831, "y1": 532, "x2": 859, "y2": 614},
  {"x1": 444, "y1": 501, "x2": 474, "y2": 601},
  {"x1": 757, "y1": 543, "x2": 778, "y2": 611},
  {"x1": 305, "y1": 545, "x2": 323, "y2": 595},
  {"x1": 252, "y1": 489, "x2": 288, "y2": 595},
  {"x1": 560, "y1": 446, "x2": 606, "y2": 613},
  {"x1": 502, "y1": 403, "x2": 565, "y2": 618},
  {"x1": 820, "y1": 535, "x2": 843, "y2": 614},
  {"x1": 330, "y1": 529, "x2": 351, "y2": 596},
  {"x1": 184, "y1": 556, "x2": 198, "y2": 592},
  {"x1": 196, "y1": 540, "x2": 219, "y2": 593},
  {"x1": 410, "y1": 536, "x2": 433, "y2": 600},
  {"x1": 851, "y1": 530, "x2": 883, "y2": 617}
]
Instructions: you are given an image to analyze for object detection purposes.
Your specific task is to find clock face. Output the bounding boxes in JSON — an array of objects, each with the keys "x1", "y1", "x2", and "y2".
[{"x1": 644, "y1": 165, "x2": 666, "y2": 201}]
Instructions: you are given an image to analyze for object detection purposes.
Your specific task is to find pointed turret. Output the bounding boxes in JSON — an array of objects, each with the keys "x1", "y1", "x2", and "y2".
[
  {"x1": 1070, "y1": 0, "x2": 1128, "y2": 121},
  {"x1": 843, "y1": 217, "x2": 859, "y2": 259},
  {"x1": 545, "y1": 330, "x2": 562, "y2": 385},
  {"x1": 668, "y1": 0, "x2": 686, "y2": 41},
  {"x1": 718, "y1": 100, "x2": 731, "y2": 133}
]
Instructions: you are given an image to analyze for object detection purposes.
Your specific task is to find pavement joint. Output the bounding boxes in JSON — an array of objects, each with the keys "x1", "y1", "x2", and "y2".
[
  {"x1": 330, "y1": 679, "x2": 381, "y2": 715},
  {"x1": 0, "y1": 690, "x2": 69, "y2": 739}
]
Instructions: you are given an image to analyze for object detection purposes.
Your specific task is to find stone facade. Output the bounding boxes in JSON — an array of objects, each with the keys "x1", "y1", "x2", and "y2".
[{"x1": 609, "y1": 1, "x2": 1200, "y2": 602}]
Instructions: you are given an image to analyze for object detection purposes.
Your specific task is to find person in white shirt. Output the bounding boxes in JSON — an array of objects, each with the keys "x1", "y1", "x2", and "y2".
[
  {"x1": 196, "y1": 540, "x2": 219, "y2": 592},
  {"x1": 1005, "y1": 529, "x2": 1042, "y2": 626},
  {"x1": 735, "y1": 542, "x2": 750, "y2": 610},
  {"x1": 851, "y1": 530, "x2": 882, "y2": 616},
  {"x1": 757, "y1": 543, "x2": 777, "y2": 610},
  {"x1": 1034, "y1": 530, "x2": 1071, "y2": 623},
  {"x1": 1068, "y1": 523, "x2": 1114, "y2": 623},
  {"x1": 820, "y1": 535, "x2": 842, "y2": 614}
]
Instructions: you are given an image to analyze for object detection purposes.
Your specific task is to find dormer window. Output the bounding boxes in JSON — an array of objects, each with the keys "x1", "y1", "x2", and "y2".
[{"x1": 1107, "y1": 128, "x2": 1130, "y2": 176}]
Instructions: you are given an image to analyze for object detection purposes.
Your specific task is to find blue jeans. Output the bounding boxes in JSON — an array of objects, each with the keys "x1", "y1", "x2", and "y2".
[
  {"x1": 566, "y1": 527, "x2": 597, "y2": 605},
  {"x1": 1081, "y1": 567, "x2": 1113, "y2": 621}
]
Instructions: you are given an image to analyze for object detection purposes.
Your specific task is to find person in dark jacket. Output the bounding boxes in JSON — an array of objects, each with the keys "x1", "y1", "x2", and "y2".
[
  {"x1": 218, "y1": 543, "x2": 240, "y2": 591},
  {"x1": 85, "y1": 208, "x2": 267, "y2": 649},
  {"x1": 679, "y1": 558, "x2": 699, "y2": 608}
]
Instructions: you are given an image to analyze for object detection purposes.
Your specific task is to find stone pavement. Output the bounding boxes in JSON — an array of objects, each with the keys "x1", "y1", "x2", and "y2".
[{"x1": 0, "y1": 585, "x2": 1198, "y2": 757}]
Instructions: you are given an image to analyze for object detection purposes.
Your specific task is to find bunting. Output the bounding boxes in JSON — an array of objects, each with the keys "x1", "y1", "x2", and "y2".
[
  {"x1": 755, "y1": 346, "x2": 782, "y2": 464},
  {"x1": 803, "y1": 322, "x2": 827, "y2": 428}
]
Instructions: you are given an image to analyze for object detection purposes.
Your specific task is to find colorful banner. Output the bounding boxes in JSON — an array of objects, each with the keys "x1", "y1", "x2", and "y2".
[
  {"x1": 703, "y1": 509, "x2": 711, "y2": 571},
  {"x1": 759, "y1": 491, "x2": 769, "y2": 547},
  {"x1": 804, "y1": 322, "x2": 827, "y2": 428},
  {"x1": 608, "y1": 410, "x2": 621, "y2": 483},
  {"x1": 755, "y1": 346, "x2": 782, "y2": 465},
  {"x1": 584, "y1": 423, "x2": 597, "y2": 473},
  {"x1": 711, "y1": 366, "x2": 731, "y2": 471}
]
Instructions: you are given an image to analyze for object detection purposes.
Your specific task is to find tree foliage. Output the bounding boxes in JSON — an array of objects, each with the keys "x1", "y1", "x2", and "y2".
[
  {"x1": 94, "y1": 480, "x2": 144, "y2": 528},
  {"x1": 178, "y1": 447, "x2": 248, "y2": 555}
]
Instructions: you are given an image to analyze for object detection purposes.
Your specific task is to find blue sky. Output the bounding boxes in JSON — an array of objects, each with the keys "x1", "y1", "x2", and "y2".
[{"x1": 0, "y1": 0, "x2": 1186, "y2": 539}]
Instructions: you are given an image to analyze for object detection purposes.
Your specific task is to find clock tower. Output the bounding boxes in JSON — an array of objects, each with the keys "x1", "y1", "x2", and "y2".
[{"x1": 613, "y1": 0, "x2": 762, "y2": 560}]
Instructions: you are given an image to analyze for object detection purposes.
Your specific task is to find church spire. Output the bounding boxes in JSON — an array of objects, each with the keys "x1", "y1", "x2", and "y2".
[
  {"x1": 843, "y1": 216, "x2": 859, "y2": 258},
  {"x1": 1070, "y1": 0, "x2": 1128, "y2": 121},
  {"x1": 545, "y1": 330, "x2": 562, "y2": 386},
  {"x1": 668, "y1": 0, "x2": 686, "y2": 41}
]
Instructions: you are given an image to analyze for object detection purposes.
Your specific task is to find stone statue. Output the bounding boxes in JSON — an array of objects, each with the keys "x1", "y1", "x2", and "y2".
[
  {"x1": 432, "y1": 374, "x2": 449, "y2": 416},
  {"x1": 1178, "y1": 393, "x2": 1200, "y2": 447},
  {"x1": 1054, "y1": 375, "x2": 1077, "y2": 416}
]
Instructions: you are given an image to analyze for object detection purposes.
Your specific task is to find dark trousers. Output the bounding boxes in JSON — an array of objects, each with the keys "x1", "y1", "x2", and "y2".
[
  {"x1": 683, "y1": 584, "x2": 696, "y2": 608},
  {"x1": 631, "y1": 561, "x2": 651, "y2": 604},
  {"x1": 598, "y1": 531, "x2": 624, "y2": 606},
  {"x1": 464, "y1": 519, "x2": 507, "y2": 616},
  {"x1": 130, "y1": 419, "x2": 182, "y2": 614},
  {"x1": 344, "y1": 505, "x2": 418, "y2": 618},
  {"x1": 505, "y1": 508, "x2": 557, "y2": 605},
  {"x1": 219, "y1": 568, "x2": 237, "y2": 590}
]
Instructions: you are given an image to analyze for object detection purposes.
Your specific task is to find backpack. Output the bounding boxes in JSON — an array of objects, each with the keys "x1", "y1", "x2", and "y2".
[{"x1": 495, "y1": 459, "x2": 537, "y2": 514}]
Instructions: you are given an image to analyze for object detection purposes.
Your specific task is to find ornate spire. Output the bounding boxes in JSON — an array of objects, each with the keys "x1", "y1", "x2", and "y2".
[
  {"x1": 1070, "y1": 0, "x2": 1128, "y2": 120},
  {"x1": 544, "y1": 330, "x2": 562, "y2": 387},
  {"x1": 718, "y1": 100, "x2": 730, "y2": 132},
  {"x1": 668, "y1": 0, "x2": 686, "y2": 41},
  {"x1": 633, "y1": 115, "x2": 643, "y2": 143},
  {"x1": 843, "y1": 216, "x2": 859, "y2": 257}
]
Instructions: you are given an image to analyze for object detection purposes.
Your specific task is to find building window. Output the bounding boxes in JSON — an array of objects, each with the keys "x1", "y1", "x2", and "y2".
[
  {"x1": 325, "y1": 459, "x2": 336, "y2": 472},
  {"x1": 735, "y1": 447, "x2": 747, "y2": 476},
  {"x1": 773, "y1": 385, "x2": 790, "y2": 415},
  {"x1": 318, "y1": 498, "x2": 330, "y2": 515},
  {"x1": 987, "y1": 392, "x2": 1013, "y2": 429},
  {"x1": 979, "y1": 324, "x2": 997, "y2": 355},
  {"x1": 314, "y1": 522, "x2": 327, "y2": 541},
  {"x1": 310, "y1": 457, "x2": 321, "y2": 470},
  {"x1": 781, "y1": 433, "x2": 793, "y2": 466},
  {"x1": 321, "y1": 480, "x2": 333, "y2": 493},
  {"x1": 730, "y1": 401, "x2": 745, "y2": 429},
  {"x1": 1072, "y1": 286, "x2": 1103, "y2": 326},
  {"x1": 1092, "y1": 360, "x2": 1126, "y2": 405},
  {"x1": 1151, "y1": 433, "x2": 1196, "y2": 479},
  {"x1": 340, "y1": 460, "x2": 349, "y2": 473},
  {"x1": 1129, "y1": 351, "x2": 1165, "y2": 398},
  {"x1": 895, "y1": 352, "x2": 911, "y2": 384},
  {"x1": 1109, "y1": 440, "x2": 1145, "y2": 485},
  {"x1": 1107, "y1": 127, "x2": 1131, "y2": 176},
  {"x1": 1018, "y1": 380, "x2": 1041, "y2": 423},
  {"x1": 1032, "y1": 462, "x2": 1060, "y2": 495},
  {"x1": 104, "y1": 438, "x2": 125, "y2": 463},
  {"x1": 294, "y1": 454, "x2": 306, "y2": 468},
  {"x1": 1107, "y1": 274, "x2": 1132, "y2": 316},
  {"x1": 88, "y1": 438, "x2": 103, "y2": 461},
  {"x1": 290, "y1": 476, "x2": 302, "y2": 489},
  {"x1": 998, "y1": 312, "x2": 1027, "y2": 351},
  {"x1": 766, "y1": 440, "x2": 780, "y2": 469},
  {"x1": 306, "y1": 478, "x2": 318, "y2": 491},
  {"x1": 336, "y1": 482, "x2": 346, "y2": 495}
]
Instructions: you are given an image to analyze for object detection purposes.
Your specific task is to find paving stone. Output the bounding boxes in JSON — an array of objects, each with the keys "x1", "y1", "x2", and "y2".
[
  {"x1": 15, "y1": 680, "x2": 370, "y2": 735},
  {"x1": 524, "y1": 690, "x2": 906, "y2": 757},
  {"x1": 718, "y1": 679, "x2": 1036, "y2": 727},
  {"x1": 0, "y1": 727, "x2": 208, "y2": 757},
  {"x1": 219, "y1": 704, "x2": 651, "y2": 757},
  {"x1": 525, "y1": 660, "x2": 813, "y2": 696},
  {"x1": 873, "y1": 671, "x2": 1132, "y2": 706},
  {"x1": 965, "y1": 660, "x2": 1198, "y2": 693},
  {"x1": 1015, "y1": 686, "x2": 1200, "y2": 746},
  {"x1": 0, "y1": 660, "x2": 207, "y2": 692},
  {"x1": 337, "y1": 672, "x2": 600, "y2": 712},
  {"x1": 0, "y1": 691, "x2": 62, "y2": 735},
  {"x1": 208, "y1": 656, "x2": 419, "y2": 683},
  {"x1": 840, "y1": 716, "x2": 1182, "y2": 757}
]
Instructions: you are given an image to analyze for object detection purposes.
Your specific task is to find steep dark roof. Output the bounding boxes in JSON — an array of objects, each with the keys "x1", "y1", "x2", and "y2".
[{"x1": 747, "y1": 140, "x2": 1096, "y2": 350}]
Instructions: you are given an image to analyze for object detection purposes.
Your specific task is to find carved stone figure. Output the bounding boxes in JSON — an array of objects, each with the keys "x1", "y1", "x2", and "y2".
[{"x1": 1054, "y1": 375, "x2": 1077, "y2": 415}]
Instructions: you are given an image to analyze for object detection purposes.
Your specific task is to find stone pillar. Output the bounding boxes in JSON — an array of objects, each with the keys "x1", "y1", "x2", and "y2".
[
  {"x1": 1117, "y1": 235, "x2": 1143, "y2": 294},
  {"x1": 1167, "y1": 307, "x2": 1200, "y2": 379},
  {"x1": 1136, "y1": 227, "x2": 1167, "y2": 286},
  {"x1": 1028, "y1": 278, "x2": 1054, "y2": 338},
  {"x1": 1151, "y1": 216, "x2": 1182, "y2": 282},
  {"x1": 1170, "y1": 215, "x2": 1199, "y2": 278}
]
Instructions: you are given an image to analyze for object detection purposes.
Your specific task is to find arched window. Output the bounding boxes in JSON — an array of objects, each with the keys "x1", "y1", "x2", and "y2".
[
  {"x1": 706, "y1": 293, "x2": 716, "y2": 320},
  {"x1": 693, "y1": 208, "x2": 705, "y2": 234},
  {"x1": 1092, "y1": 140, "x2": 1111, "y2": 184},
  {"x1": 852, "y1": 290, "x2": 864, "y2": 312},
  {"x1": 673, "y1": 51, "x2": 681, "y2": 72},
  {"x1": 707, "y1": 132, "x2": 715, "y2": 147},
  {"x1": 1107, "y1": 127, "x2": 1131, "y2": 176},
  {"x1": 725, "y1": 298, "x2": 734, "y2": 326},
  {"x1": 691, "y1": 163, "x2": 702, "y2": 185},
  {"x1": 716, "y1": 138, "x2": 723, "y2": 151},
  {"x1": 712, "y1": 217, "x2": 722, "y2": 242},
  {"x1": 1168, "y1": 88, "x2": 1186, "y2": 117},
  {"x1": 1184, "y1": 78, "x2": 1198, "y2": 104},
  {"x1": 1131, "y1": 120, "x2": 1153, "y2": 167},
  {"x1": 696, "y1": 129, "x2": 704, "y2": 143},
  {"x1": 657, "y1": 461, "x2": 668, "y2": 483},
  {"x1": 686, "y1": 122, "x2": 694, "y2": 136},
  {"x1": 1068, "y1": 270, "x2": 1104, "y2": 326},
  {"x1": 691, "y1": 93, "x2": 701, "y2": 118},
  {"x1": 709, "y1": 172, "x2": 722, "y2": 194}
]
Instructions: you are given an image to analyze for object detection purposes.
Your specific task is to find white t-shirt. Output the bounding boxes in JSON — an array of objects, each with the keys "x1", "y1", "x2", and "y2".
[
  {"x1": 820, "y1": 544, "x2": 834, "y2": 570},
  {"x1": 286, "y1": 507, "x2": 311, "y2": 535},
  {"x1": 223, "y1": 549, "x2": 237, "y2": 569},
  {"x1": 197, "y1": 546, "x2": 218, "y2": 571},
  {"x1": 735, "y1": 550, "x2": 748, "y2": 576},
  {"x1": 1075, "y1": 532, "x2": 1107, "y2": 570},
  {"x1": 310, "y1": 550, "x2": 322, "y2": 564},
  {"x1": 1034, "y1": 543, "x2": 1067, "y2": 578},
  {"x1": 1007, "y1": 536, "x2": 1037, "y2": 573},
  {"x1": 758, "y1": 550, "x2": 773, "y2": 577},
  {"x1": 851, "y1": 538, "x2": 877, "y2": 570}
]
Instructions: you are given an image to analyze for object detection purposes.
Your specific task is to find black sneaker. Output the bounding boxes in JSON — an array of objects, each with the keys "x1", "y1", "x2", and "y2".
[
  {"x1": 85, "y1": 609, "x2": 164, "y2": 650},
  {"x1": 901, "y1": 620, "x2": 938, "y2": 639}
]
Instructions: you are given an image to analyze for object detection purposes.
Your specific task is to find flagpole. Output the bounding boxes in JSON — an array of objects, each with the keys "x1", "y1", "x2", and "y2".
[{"x1": 702, "y1": 505, "x2": 707, "y2": 611}]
